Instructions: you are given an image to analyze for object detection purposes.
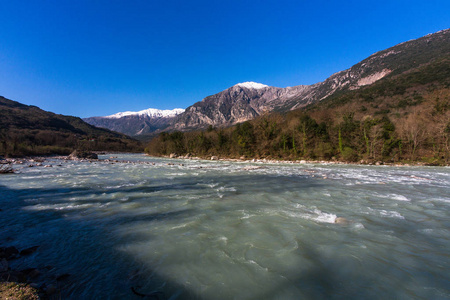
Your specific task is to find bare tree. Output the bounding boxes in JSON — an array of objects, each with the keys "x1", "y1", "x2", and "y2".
[{"x1": 398, "y1": 112, "x2": 427, "y2": 159}]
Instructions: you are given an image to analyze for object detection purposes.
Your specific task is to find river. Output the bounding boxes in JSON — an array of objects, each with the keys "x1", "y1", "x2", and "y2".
[{"x1": 1, "y1": 154, "x2": 449, "y2": 299}]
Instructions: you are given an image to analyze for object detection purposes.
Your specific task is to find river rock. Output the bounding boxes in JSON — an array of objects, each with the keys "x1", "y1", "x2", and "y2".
[
  {"x1": 211, "y1": 156, "x2": 219, "y2": 160},
  {"x1": 169, "y1": 153, "x2": 177, "y2": 158},
  {"x1": 335, "y1": 217, "x2": 349, "y2": 225},
  {"x1": 69, "y1": 150, "x2": 98, "y2": 160}
]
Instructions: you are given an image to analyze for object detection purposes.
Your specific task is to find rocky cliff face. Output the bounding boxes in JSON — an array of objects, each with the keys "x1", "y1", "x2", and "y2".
[
  {"x1": 171, "y1": 29, "x2": 449, "y2": 130},
  {"x1": 172, "y1": 83, "x2": 310, "y2": 130}
]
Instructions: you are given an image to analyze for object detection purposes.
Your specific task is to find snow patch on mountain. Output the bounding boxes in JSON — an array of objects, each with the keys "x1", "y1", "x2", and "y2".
[
  {"x1": 235, "y1": 82, "x2": 269, "y2": 89},
  {"x1": 104, "y1": 108, "x2": 185, "y2": 119}
]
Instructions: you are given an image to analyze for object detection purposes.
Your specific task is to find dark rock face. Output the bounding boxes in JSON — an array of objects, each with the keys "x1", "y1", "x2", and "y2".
[{"x1": 172, "y1": 84, "x2": 311, "y2": 130}]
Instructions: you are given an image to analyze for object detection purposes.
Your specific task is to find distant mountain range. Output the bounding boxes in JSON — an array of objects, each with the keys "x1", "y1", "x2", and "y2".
[
  {"x1": 83, "y1": 108, "x2": 184, "y2": 136},
  {"x1": 83, "y1": 29, "x2": 450, "y2": 137}
]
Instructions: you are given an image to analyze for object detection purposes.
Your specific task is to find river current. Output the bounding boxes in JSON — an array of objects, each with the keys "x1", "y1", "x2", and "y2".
[{"x1": 1, "y1": 154, "x2": 449, "y2": 299}]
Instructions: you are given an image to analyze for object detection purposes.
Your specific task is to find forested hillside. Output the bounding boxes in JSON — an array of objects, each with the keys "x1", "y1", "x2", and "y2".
[
  {"x1": 146, "y1": 55, "x2": 450, "y2": 165},
  {"x1": 0, "y1": 97, "x2": 143, "y2": 157}
]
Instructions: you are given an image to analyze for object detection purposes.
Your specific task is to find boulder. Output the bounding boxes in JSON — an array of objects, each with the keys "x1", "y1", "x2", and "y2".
[
  {"x1": 0, "y1": 163, "x2": 14, "y2": 174},
  {"x1": 69, "y1": 150, "x2": 98, "y2": 160}
]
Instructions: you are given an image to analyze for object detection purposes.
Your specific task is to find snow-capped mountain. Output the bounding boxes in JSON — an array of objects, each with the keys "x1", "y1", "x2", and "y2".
[
  {"x1": 105, "y1": 108, "x2": 185, "y2": 119},
  {"x1": 83, "y1": 108, "x2": 184, "y2": 137},
  {"x1": 234, "y1": 82, "x2": 269, "y2": 89}
]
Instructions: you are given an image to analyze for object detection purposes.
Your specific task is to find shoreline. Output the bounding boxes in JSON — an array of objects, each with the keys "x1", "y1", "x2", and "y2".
[
  {"x1": 1, "y1": 152, "x2": 449, "y2": 168},
  {"x1": 154, "y1": 153, "x2": 450, "y2": 167}
]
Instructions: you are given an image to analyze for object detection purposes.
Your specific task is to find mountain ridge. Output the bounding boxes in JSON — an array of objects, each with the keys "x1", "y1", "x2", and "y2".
[
  {"x1": 84, "y1": 29, "x2": 449, "y2": 136},
  {"x1": 102, "y1": 107, "x2": 185, "y2": 119},
  {"x1": 169, "y1": 28, "x2": 450, "y2": 130}
]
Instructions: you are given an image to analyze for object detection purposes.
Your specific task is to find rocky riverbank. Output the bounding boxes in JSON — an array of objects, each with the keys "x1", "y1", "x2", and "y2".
[{"x1": 158, "y1": 152, "x2": 447, "y2": 167}]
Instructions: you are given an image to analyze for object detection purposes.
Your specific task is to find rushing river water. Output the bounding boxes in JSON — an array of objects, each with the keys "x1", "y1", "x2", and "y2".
[{"x1": 1, "y1": 154, "x2": 449, "y2": 299}]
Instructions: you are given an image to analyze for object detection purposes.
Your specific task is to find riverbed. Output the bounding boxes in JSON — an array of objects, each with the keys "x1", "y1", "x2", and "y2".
[{"x1": 1, "y1": 154, "x2": 449, "y2": 299}]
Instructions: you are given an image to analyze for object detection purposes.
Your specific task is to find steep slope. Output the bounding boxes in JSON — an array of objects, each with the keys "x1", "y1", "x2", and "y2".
[
  {"x1": 0, "y1": 97, "x2": 142, "y2": 156},
  {"x1": 172, "y1": 82, "x2": 309, "y2": 130},
  {"x1": 171, "y1": 29, "x2": 450, "y2": 130},
  {"x1": 280, "y1": 28, "x2": 450, "y2": 110},
  {"x1": 83, "y1": 108, "x2": 184, "y2": 136}
]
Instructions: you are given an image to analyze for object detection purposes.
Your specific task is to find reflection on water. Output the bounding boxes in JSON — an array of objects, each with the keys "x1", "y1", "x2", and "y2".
[{"x1": 1, "y1": 154, "x2": 449, "y2": 299}]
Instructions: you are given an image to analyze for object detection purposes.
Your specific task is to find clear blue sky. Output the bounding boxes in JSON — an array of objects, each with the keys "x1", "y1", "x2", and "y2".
[{"x1": 0, "y1": 0, "x2": 449, "y2": 118}]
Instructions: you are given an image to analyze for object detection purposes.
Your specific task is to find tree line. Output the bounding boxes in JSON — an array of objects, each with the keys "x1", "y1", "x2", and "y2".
[{"x1": 0, "y1": 128, "x2": 143, "y2": 157}]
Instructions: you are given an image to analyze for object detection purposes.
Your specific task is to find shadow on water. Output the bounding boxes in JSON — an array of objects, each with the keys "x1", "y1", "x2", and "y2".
[
  {"x1": 1, "y1": 168, "x2": 448, "y2": 299},
  {"x1": 0, "y1": 182, "x2": 202, "y2": 299}
]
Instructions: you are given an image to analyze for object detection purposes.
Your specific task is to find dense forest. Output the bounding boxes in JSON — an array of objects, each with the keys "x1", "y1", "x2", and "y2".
[{"x1": 146, "y1": 56, "x2": 450, "y2": 165}]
